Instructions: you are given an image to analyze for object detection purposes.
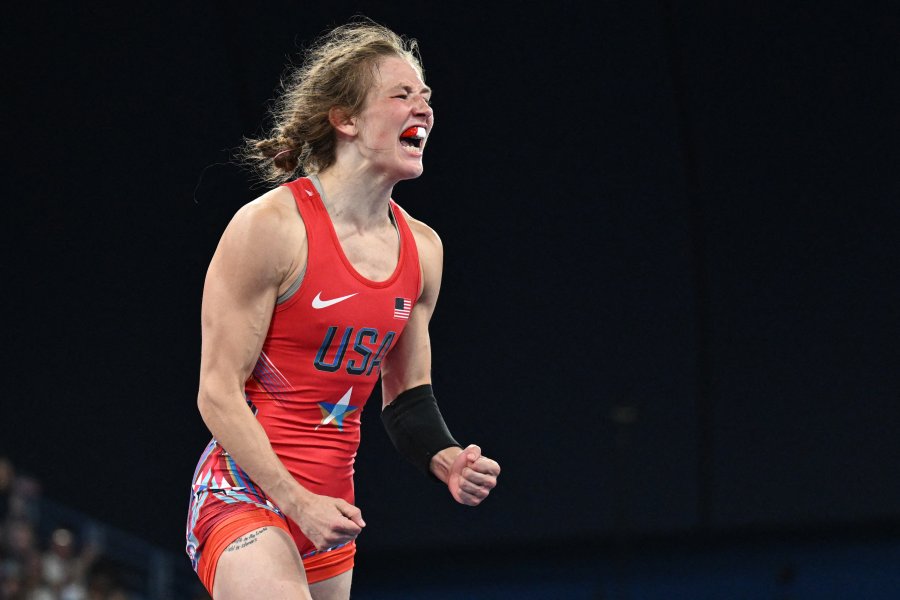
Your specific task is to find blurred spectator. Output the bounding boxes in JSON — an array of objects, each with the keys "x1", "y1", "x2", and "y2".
[
  {"x1": 1, "y1": 518, "x2": 41, "y2": 600},
  {"x1": 4, "y1": 519, "x2": 37, "y2": 563},
  {"x1": 0, "y1": 458, "x2": 153, "y2": 600},
  {"x1": 85, "y1": 559, "x2": 130, "y2": 600},
  {"x1": 42, "y1": 526, "x2": 97, "y2": 600},
  {"x1": 21, "y1": 551, "x2": 54, "y2": 600},
  {"x1": 1, "y1": 459, "x2": 41, "y2": 526},
  {"x1": 0, "y1": 458, "x2": 116, "y2": 600},
  {"x1": 0, "y1": 457, "x2": 13, "y2": 519}
]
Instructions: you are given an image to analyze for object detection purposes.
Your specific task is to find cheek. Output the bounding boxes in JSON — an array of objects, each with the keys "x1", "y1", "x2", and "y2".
[{"x1": 357, "y1": 121, "x2": 392, "y2": 145}]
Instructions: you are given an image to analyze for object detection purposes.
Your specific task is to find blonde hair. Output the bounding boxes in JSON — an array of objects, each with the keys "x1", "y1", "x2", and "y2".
[{"x1": 242, "y1": 20, "x2": 424, "y2": 184}]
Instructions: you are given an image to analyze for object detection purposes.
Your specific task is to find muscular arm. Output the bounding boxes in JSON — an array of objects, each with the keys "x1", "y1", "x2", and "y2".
[
  {"x1": 381, "y1": 216, "x2": 500, "y2": 503},
  {"x1": 380, "y1": 218, "x2": 443, "y2": 402},
  {"x1": 198, "y1": 192, "x2": 301, "y2": 505},
  {"x1": 197, "y1": 190, "x2": 363, "y2": 548}
]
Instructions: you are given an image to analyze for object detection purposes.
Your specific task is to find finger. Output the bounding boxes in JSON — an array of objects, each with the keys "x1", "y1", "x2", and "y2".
[
  {"x1": 471, "y1": 456, "x2": 501, "y2": 477},
  {"x1": 459, "y1": 488, "x2": 485, "y2": 506},
  {"x1": 336, "y1": 499, "x2": 366, "y2": 528},
  {"x1": 461, "y1": 467, "x2": 496, "y2": 489},
  {"x1": 333, "y1": 517, "x2": 362, "y2": 536},
  {"x1": 459, "y1": 477, "x2": 493, "y2": 498},
  {"x1": 459, "y1": 484, "x2": 488, "y2": 500},
  {"x1": 464, "y1": 444, "x2": 482, "y2": 464}
]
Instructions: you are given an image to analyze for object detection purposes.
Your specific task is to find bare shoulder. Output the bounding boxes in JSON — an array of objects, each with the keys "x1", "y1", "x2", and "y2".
[
  {"x1": 229, "y1": 186, "x2": 301, "y2": 239},
  {"x1": 215, "y1": 186, "x2": 306, "y2": 282},
  {"x1": 396, "y1": 205, "x2": 443, "y2": 264},
  {"x1": 395, "y1": 205, "x2": 443, "y2": 302}
]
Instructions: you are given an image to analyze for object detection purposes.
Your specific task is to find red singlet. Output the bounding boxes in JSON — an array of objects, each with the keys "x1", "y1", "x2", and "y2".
[{"x1": 186, "y1": 176, "x2": 420, "y2": 578}]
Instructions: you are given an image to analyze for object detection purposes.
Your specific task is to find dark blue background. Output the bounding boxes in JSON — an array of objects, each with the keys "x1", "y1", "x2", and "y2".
[{"x1": 4, "y1": 1, "x2": 898, "y2": 561}]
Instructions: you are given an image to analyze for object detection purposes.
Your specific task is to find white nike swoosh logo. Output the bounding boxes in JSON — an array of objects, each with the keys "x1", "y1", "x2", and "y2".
[{"x1": 312, "y1": 292, "x2": 358, "y2": 309}]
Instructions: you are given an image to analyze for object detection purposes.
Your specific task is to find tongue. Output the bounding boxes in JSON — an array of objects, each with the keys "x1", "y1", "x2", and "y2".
[{"x1": 400, "y1": 126, "x2": 425, "y2": 139}]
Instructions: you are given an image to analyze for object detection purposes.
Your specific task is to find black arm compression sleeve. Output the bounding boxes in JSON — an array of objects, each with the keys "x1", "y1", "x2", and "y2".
[{"x1": 381, "y1": 384, "x2": 461, "y2": 476}]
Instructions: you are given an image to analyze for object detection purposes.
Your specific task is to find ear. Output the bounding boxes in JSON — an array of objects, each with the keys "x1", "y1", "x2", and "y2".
[{"x1": 328, "y1": 106, "x2": 357, "y2": 137}]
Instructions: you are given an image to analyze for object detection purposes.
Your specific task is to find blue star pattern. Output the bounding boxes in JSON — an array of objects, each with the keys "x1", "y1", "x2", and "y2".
[{"x1": 316, "y1": 387, "x2": 358, "y2": 431}]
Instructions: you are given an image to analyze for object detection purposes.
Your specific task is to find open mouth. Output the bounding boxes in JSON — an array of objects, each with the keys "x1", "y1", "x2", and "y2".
[{"x1": 399, "y1": 126, "x2": 427, "y2": 149}]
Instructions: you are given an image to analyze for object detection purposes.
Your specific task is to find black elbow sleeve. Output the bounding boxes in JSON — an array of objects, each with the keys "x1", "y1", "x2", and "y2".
[{"x1": 381, "y1": 384, "x2": 460, "y2": 476}]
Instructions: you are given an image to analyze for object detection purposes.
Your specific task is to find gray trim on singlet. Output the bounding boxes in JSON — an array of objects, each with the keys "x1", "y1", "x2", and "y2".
[
  {"x1": 275, "y1": 175, "x2": 320, "y2": 305},
  {"x1": 308, "y1": 173, "x2": 325, "y2": 198},
  {"x1": 276, "y1": 265, "x2": 306, "y2": 305}
]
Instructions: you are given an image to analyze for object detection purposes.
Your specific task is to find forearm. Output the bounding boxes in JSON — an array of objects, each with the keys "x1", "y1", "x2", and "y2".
[
  {"x1": 198, "y1": 385, "x2": 313, "y2": 511},
  {"x1": 380, "y1": 384, "x2": 460, "y2": 476}
]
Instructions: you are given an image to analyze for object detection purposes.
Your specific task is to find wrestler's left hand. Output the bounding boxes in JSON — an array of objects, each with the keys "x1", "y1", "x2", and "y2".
[{"x1": 447, "y1": 444, "x2": 500, "y2": 506}]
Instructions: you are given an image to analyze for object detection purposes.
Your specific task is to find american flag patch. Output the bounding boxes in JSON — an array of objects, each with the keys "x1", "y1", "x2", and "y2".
[{"x1": 393, "y1": 297, "x2": 412, "y2": 320}]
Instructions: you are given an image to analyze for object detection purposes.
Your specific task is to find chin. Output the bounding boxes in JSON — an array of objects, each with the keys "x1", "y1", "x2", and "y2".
[
  {"x1": 393, "y1": 163, "x2": 425, "y2": 182},
  {"x1": 374, "y1": 154, "x2": 425, "y2": 183}
]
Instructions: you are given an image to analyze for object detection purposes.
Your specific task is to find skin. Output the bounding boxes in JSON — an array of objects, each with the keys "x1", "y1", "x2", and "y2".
[{"x1": 198, "y1": 55, "x2": 500, "y2": 600}]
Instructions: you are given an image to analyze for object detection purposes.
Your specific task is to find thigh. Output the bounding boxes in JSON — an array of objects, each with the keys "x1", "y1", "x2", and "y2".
[
  {"x1": 310, "y1": 569, "x2": 353, "y2": 600},
  {"x1": 213, "y1": 526, "x2": 311, "y2": 600}
]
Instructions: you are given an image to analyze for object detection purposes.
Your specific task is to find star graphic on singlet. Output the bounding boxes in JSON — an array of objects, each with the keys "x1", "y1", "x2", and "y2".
[{"x1": 316, "y1": 387, "x2": 358, "y2": 432}]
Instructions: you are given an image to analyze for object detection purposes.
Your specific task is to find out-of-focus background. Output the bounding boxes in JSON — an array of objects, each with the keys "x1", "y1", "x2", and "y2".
[{"x1": 3, "y1": 2, "x2": 899, "y2": 598}]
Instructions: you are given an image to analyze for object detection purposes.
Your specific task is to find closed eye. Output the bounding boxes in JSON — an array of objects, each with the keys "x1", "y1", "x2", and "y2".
[
  {"x1": 393, "y1": 95, "x2": 432, "y2": 107},
  {"x1": 391, "y1": 84, "x2": 432, "y2": 104}
]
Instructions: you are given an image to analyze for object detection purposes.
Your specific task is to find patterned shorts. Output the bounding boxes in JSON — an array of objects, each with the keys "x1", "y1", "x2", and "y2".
[{"x1": 185, "y1": 439, "x2": 354, "y2": 592}]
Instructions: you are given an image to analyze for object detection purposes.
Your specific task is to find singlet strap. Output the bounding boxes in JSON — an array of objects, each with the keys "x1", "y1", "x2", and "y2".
[{"x1": 276, "y1": 266, "x2": 306, "y2": 305}]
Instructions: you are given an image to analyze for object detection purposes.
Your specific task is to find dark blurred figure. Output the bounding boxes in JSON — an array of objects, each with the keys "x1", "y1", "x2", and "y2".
[
  {"x1": 0, "y1": 458, "x2": 136, "y2": 599},
  {"x1": 41, "y1": 526, "x2": 97, "y2": 599},
  {"x1": 0, "y1": 458, "x2": 13, "y2": 521},
  {"x1": 1, "y1": 459, "x2": 41, "y2": 525},
  {"x1": 1, "y1": 518, "x2": 41, "y2": 599},
  {"x1": 86, "y1": 558, "x2": 131, "y2": 600}
]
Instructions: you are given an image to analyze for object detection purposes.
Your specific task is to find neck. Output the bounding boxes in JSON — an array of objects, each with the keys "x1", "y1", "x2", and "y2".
[{"x1": 315, "y1": 165, "x2": 396, "y2": 228}]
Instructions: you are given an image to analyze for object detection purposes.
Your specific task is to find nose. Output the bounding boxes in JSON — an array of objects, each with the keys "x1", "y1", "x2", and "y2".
[{"x1": 414, "y1": 96, "x2": 433, "y2": 119}]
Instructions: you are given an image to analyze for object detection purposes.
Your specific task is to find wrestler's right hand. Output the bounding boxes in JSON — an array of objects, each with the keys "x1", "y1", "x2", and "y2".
[{"x1": 288, "y1": 493, "x2": 365, "y2": 551}]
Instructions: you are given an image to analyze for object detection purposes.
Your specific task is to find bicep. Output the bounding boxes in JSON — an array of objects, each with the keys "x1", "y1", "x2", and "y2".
[
  {"x1": 200, "y1": 257, "x2": 277, "y2": 391},
  {"x1": 380, "y1": 304, "x2": 433, "y2": 404},
  {"x1": 381, "y1": 221, "x2": 444, "y2": 405},
  {"x1": 199, "y1": 205, "x2": 293, "y2": 396}
]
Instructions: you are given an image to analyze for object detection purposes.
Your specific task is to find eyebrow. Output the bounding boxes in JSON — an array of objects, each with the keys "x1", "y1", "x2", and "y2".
[{"x1": 392, "y1": 84, "x2": 432, "y2": 96}]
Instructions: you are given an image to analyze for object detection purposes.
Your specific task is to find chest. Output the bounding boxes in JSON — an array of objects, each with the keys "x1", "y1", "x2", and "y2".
[{"x1": 331, "y1": 223, "x2": 401, "y2": 282}]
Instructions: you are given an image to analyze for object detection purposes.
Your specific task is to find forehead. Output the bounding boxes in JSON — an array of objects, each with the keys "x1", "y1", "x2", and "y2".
[{"x1": 373, "y1": 55, "x2": 427, "y2": 91}]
